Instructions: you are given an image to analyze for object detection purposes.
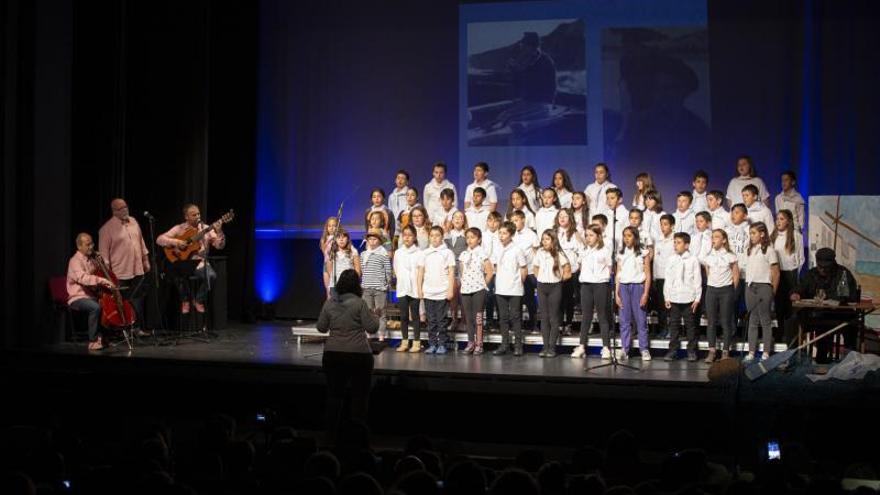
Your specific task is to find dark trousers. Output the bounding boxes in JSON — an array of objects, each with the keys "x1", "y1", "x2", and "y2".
[
  {"x1": 322, "y1": 350, "x2": 373, "y2": 441},
  {"x1": 537, "y1": 282, "x2": 562, "y2": 350},
  {"x1": 397, "y1": 295, "x2": 421, "y2": 341},
  {"x1": 496, "y1": 294, "x2": 523, "y2": 347},
  {"x1": 174, "y1": 265, "x2": 216, "y2": 304},
  {"x1": 775, "y1": 270, "x2": 798, "y2": 340},
  {"x1": 485, "y1": 275, "x2": 497, "y2": 326},
  {"x1": 70, "y1": 298, "x2": 101, "y2": 341},
  {"x1": 425, "y1": 299, "x2": 449, "y2": 346},
  {"x1": 461, "y1": 290, "x2": 487, "y2": 344},
  {"x1": 668, "y1": 302, "x2": 698, "y2": 352},
  {"x1": 523, "y1": 275, "x2": 538, "y2": 328},
  {"x1": 651, "y1": 279, "x2": 668, "y2": 334},
  {"x1": 705, "y1": 285, "x2": 736, "y2": 350},
  {"x1": 746, "y1": 283, "x2": 774, "y2": 354},
  {"x1": 579, "y1": 282, "x2": 611, "y2": 347},
  {"x1": 562, "y1": 273, "x2": 579, "y2": 326}
]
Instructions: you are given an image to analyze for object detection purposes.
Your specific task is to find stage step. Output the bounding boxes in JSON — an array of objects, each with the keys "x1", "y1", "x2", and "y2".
[{"x1": 289, "y1": 325, "x2": 789, "y2": 353}]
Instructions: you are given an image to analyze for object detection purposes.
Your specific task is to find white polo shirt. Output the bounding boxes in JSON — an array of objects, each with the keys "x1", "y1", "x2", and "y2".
[
  {"x1": 747, "y1": 202, "x2": 775, "y2": 234},
  {"x1": 482, "y1": 229, "x2": 503, "y2": 265},
  {"x1": 393, "y1": 244, "x2": 421, "y2": 298},
  {"x1": 418, "y1": 245, "x2": 456, "y2": 301},
  {"x1": 535, "y1": 206, "x2": 558, "y2": 237},
  {"x1": 644, "y1": 209, "x2": 666, "y2": 243},
  {"x1": 773, "y1": 231, "x2": 804, "y2": 272},
  {"x1": 709, "y1": 207, "x2": 730, "y2": 231},
  {"x1": 430, "y1": 206, "x2": 459, "y2": 231},
  {"x1": 692, "y1": 190, "x2": 709, "y2": 213},
  {"x1": 495, "y1": 242, "x2": 528, "y2": 296},
  {"x1": 464, "y1": 179, "x2": 499, "y2": 209},
  {"x1": 607, "y1": 204, "x2": 629, "y2": 241},
  {"x1": 726, "y1": 221, "x2": 751, "y2": 274},
  {"x1": 388, "y1": 186, "x2": 410, "y2": 230},
  {"x1": 513, "y1": 227, "x2": 538, "y2": 274},
  {"x1": 616, "y1": 247, "x2": 649, "y2": 284},
  {"x1": 508, "y1": 207, "x2": 536, "y2": 232},
  {"x1": 557, "y1": 189, "x2": 573, "y2": 209},
  {"x1": 690, "y1": 228, "x2": 712, "y2": 260},
  {"x1": 701, "y1": 248, "x2": 738, "y2": 288},
  {"x1": 578, "y1": 245, "x2": 612, "y2": 284},
  {"x1": 744, "y1": 245, "x2": 779, "y2": 285},
  {"x1": 663, "y1": 251, "x2": 702, "y2": 304},
  {"x1": 533, "y1": 249, "x2": 569, "y2": 284},
  {"x1": 465, "y1": 205, "x2": 490, "y2": 235},
  {"x1": 423, "y1": 179, "x2": 457, "y2": 221},
  {"x1": 459, "y1": 247, "x2": 490, "y2": 294},
  {"x1": 557, "y1": 229, "x2": 584, "y2": 273},
  {"x1": 775, "y1": 189, "x2": 806, "y2": 232},
  {"x1": 584, "y1": 181, "x2": 617, "y2": 217},
  {"x1": 726, "y1": 176, "x2": 770, "y2": 205},
  {"x1": 673, "y1": 208, "x2": 696, "y2": 236},
  {"x1": 653, "y1": 234, "x2": 675, "y2": 281},
  {"x1": 517, "y1": 183, "x2": 541, "y2": 213}
]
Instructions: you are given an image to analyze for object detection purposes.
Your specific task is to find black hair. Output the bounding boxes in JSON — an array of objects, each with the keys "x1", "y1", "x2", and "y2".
[{"x1": 335, "y1": 269, "x2": 362, "y2": 298}]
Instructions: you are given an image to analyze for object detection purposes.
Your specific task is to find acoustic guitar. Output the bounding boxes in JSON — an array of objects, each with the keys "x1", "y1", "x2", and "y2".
[{"x1": 163, "y1": 210, "x2": 234, "y2": 263}]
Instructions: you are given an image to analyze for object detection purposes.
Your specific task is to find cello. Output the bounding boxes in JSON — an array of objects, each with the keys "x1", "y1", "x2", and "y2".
[{"x1": 92, "y1": 252, "x2": 135, "y2": 349}]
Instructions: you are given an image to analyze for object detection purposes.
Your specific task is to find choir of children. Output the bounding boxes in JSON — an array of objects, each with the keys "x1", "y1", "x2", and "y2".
[{"x1": 319, "y1": 157, "x2": 813, "y2": 363}]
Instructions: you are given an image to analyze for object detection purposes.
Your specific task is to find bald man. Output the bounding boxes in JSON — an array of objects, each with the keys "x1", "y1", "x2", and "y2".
[
  {"x1": 98, "y1": 198, "x2": 151, "y2": 335},
  {"x1": 67, "y1": 233, "x2": 113, "y2": 350}
]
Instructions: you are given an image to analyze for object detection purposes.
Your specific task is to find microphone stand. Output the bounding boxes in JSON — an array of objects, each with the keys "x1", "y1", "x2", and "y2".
[
  {"x1": 145, "y1": 212, "x2": 167, "y2": 346},
  {"x1": 305, "y1": 201, "x2": 346, "y2": 359},
  {"x1": 587, "y1": 205, "x2": 640, "y2": 372}
]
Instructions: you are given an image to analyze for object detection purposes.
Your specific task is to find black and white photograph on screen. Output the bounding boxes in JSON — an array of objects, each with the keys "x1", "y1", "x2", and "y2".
[
  {"x1": 467, "y1": 19, "x2": 587, "y2": 146},
  {"x1": 602, "y1": 27, "x2": 711, "y2": 171}
]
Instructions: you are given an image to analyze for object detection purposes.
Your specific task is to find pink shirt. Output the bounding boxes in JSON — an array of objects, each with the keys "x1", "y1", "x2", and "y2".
[
  {"x1": 98, "y1": 217, "x2": 149, "y2": 280},
  {"x1": 157, "y1": 222, "x2": 226, "y2": 269},
  {"x1": 66, "y1": 251, "x2": 104, "y2": 305}
]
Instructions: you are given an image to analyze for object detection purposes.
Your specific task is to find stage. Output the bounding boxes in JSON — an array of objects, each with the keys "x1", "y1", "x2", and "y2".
[{"x1": 10, "y1": 322, "x2": 864, "y2": 403}]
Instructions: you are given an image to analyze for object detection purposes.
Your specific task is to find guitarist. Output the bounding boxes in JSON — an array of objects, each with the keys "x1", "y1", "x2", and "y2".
[
  {"x1": 157, "y1": 204, "x2": 226, "y2": 314},
  {"x1": 67, "y1": 233, "x2": 114, "y2": 350}
]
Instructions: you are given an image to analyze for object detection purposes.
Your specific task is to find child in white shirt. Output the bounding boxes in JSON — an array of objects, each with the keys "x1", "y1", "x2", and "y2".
[
  {"x1": 701, "y1": 228, "x2": 740, "y2": 361},
  {"x1": 464, "y1": 161, "x2": 499, "y2": 212},
  {"x1": 643, "y1": 189, "x2": 666, "y2": 243},
  {"x1": 556, "y1": 208, "x2": 585, "y2": 331},
  {"x1": 651, "y1": 215, "x2": 676, "y2": 338},
  {"x1": 431, "y1": 188, "x2": 459, "y2": 233},
  {"x1": 533, "y1": 229, "x2": 572, "y2": 358},
  {"x1": 775, "y1": 170, "x2": 806, "y2": 232},
  {"x1": 663, "y1": 233, "x2": 703, "y2": 362},
  {"x1": 615, "y1": 226, "x2": 653, "y2": 361},
  {"x1": 465, "y1": 187, "x2": 491, "y2": 235},
  {"x1": 743, "y1": 222, "x2": 780, "y2": 362},
  {"x1": 742, "y1": 184, "x2": 775, "y2": 235},
  {"x1": 394, "y1": 225, "x2": 423, "y2": 353},
  {"x1": 692, "y1": 170, "x2": 709, "y2": 213},
  {"x1": 552, "y1": 169, "x2": 575, "y2": 209},
  {"x1": 584, "y1": 162, "x2": 617, "y2": 217},
  {"x1": 417, "y1": 226, "x2": 456, "y2": 354},
  {"x1": 673, "y1": 191, "x2": 696, "y2": 236},
  {"x1": 459, "y1": 227, "x2": 494, "y2": 355},
  {"x1": 535, "y1": 188, "x2": 561, "y2": 238},
  {"x1": 706, "y1": 190, "x2": 730, "y2": 231},
  {"x1": 573, "y1": 224, "x2": 613, "y2": 359},
  {"x1": 771, "y1": 209, "x2": 804, "y2": 339},
  {"x1": 512, "y1": 210, "x2": 539, "y2": 332},
  {"x1": 493, "y1": 221, "x2": 529, "y2": 356},
  {"x1": 605, "y1": 187, "x2": 630, "y2": 243}
]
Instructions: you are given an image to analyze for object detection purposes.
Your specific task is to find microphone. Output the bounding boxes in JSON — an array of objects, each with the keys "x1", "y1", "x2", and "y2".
[{"x1": 143, "y1": 211, "x2": 155, "y2": 220}]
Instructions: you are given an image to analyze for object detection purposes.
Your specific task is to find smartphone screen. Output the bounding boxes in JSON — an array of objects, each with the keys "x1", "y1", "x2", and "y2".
[{"x1": 767, "y1": 441, "x2": 781, "y2": 460}]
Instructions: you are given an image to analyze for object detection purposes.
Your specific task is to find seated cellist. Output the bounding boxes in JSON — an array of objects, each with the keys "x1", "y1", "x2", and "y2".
[{"x1": 67, "y1": 233, "x2": 114, "y2": 350}]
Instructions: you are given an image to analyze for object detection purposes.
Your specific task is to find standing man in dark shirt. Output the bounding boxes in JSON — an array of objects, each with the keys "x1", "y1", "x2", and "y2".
[
  {"x1": 491, "y1": 32, "x2": 557, "y2": 136},
  {"x1": 789, "y1": 248, "x2": 859, "y2": 363},
  {"x1": 508, "y1": 31, "x2": 556, "y2": 105}
]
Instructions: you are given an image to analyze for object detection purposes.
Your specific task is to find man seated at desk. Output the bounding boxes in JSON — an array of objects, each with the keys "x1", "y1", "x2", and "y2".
[{"x1": 790, "y1": 247, "x2": 859, "y2": 364}]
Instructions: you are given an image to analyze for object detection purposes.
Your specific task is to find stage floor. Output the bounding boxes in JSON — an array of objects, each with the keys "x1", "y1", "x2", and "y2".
[{"x1": 9, "y1": 321, "x2": 879, "y2": 408}]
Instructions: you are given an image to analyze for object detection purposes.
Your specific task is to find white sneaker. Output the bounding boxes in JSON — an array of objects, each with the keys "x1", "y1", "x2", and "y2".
[
  {"x1": 570, "y1": 345, "x2": 585, "y2": 358},
  {"x1": 615, "y1": 349, "x2": 628, "y2": 361},
  {"x1": 743, "y1": 353, "x2": 755, "y2": 363},
  {"x1": 641, "y1": 349, "x2": 652, "y2": 361},
  {"x1": 600, "y1": 347, "x2": 612, "y2": 360},
  {"x1": 762, "y1": 352, "x2": 771, "y2": 361}
]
